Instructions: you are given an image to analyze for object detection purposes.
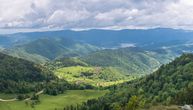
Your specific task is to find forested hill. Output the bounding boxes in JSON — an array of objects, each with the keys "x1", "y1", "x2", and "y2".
[
  {"x1": 0, "y1": 53, "x2": 55, "y2": 93},
  {"x1": 0, "y1": 52, "x2": 54, "y2": 82},
  {"x1": 134, "y1": 53, "x2": 193, "y2": 104},
  {"x1": 81, "y1": 47, "x2": 173, "y2": 75},
  {"x1": 3, "y1": 37, "x2": 99, "y2": 64},
  {"x1": 73, "y1": 54, "x2": 193, "y2": 110}
]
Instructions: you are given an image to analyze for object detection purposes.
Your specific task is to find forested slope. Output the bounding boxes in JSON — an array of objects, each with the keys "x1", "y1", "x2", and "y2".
[
  {"x1": 81, "y1": 47, "x2": 173, "y2": 75},
  {"x1": 5, "y1": 37, "x2": 99, "y2": 63},
  {"x1": 0, "y1": 53, "x2": 55, "y2": 93},
  {"x1": 69, "y1": 54, "x2": 193, "y2": 110}
]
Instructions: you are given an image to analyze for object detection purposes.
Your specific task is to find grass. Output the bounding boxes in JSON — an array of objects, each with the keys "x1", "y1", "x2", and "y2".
[
  {"x1": 0, "y1": 94, "x2": 18, "y2": 99},
  {"x1": 54, "y1": 66, "x2": 134, "y2": 87},
  {"x1": 0, "y1": 90, "x2": 108, "y2": 110}
]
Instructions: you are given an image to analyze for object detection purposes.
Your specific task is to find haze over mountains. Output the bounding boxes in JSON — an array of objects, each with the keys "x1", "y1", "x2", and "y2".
[
  {"x1": 1, "y1": 28, "x2": 193, "y2": 48},
  {"x1": 1, "y1": 28, "x2": 193, "y2": 59}
]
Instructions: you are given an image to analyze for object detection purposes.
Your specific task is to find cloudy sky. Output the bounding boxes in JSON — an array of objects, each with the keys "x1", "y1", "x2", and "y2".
[{"x1": 0, "y1": 0, "x2": 193, "y2": 32}]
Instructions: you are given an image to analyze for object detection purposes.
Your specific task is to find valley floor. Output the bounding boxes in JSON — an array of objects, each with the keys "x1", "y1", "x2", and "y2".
[{"x1": 0, "y1": 90, "x2": 108, "y2": 110}]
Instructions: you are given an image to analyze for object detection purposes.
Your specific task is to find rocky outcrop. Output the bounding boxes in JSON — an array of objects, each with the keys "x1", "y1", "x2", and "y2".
[{"x1": 180, "y1": 105, "x2": 192, "y2": 110}]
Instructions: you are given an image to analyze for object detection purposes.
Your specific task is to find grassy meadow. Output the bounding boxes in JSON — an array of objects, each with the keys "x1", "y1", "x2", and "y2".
[
  {"x1": 54, "y1": 66, "x2": 135, "y2": 87},
  {"x1": 0, "y1": 90, "x2": 108, "y2": 110}
]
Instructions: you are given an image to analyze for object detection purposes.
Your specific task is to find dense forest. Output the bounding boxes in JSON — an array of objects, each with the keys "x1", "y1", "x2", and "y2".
[{"x1": 0, "y1": 52, "x2": 53, "y2": 93}]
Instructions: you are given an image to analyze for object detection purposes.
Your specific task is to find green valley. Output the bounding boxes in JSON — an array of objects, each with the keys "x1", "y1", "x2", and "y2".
[{"x1": 0, "y1": 53, "x2": 109, "y2": 110}]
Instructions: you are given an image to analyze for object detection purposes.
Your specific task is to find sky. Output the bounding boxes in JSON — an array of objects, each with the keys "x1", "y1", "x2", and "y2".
[{"x1": 0, "y1": 0, "x2": 193, "y2": 33}]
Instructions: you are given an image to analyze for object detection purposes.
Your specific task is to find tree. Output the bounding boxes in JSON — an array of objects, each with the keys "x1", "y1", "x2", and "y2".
[
  {"x1": 125, "y1": 96, "x2": 145, "y2": 110},
  {"x1": 111, "y1": 103, "x2": 122, "y2": 110}
]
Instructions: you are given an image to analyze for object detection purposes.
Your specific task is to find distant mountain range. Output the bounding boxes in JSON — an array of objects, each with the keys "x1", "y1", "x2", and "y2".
[
  {"x1": 2, "y1": 37, "x2": 99, "y2": 63},
  {"x1": 1, "y1": 28, "x2": 193, "y2": 48},
  {"x1": 0, "y1": 28, "x2": 193, "y2": 74}
]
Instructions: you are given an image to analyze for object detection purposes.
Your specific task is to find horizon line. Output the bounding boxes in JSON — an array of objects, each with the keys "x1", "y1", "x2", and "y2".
[{"x1": 0, "y1": 26, "x2": 191, "y2": 35}]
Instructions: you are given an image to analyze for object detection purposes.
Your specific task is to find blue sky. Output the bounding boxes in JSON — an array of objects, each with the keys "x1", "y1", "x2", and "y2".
[{"x1": 0, "y1": 0, "x2": 193, "y2": 32}]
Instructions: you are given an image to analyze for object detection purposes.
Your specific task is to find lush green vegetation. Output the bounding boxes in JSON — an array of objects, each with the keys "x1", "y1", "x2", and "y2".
[
  {"x1": 81, "y1": 47, "x2": 173, "y2": 75},
  {"x1": 46, "y1": 57, "x2": 88, "y2": 70},
  {"x1": 54, "y1": 66, "x2": 133, "y2": 87},
  {"x1": 174, "y1": 79, "x2": 193, "y2": 105},
  {"x1": 10, "y1": 37, "x2": 99, "y2": 61},
  {"x1": 0, "y1": 90, "x2": 108, "y2": 110},
  {"x1": 4, "y1": 48, "x2": 49, "y2": 64},
  {"x1": 1, "y1": 51, "x2": 192, "y2": 110},
  {"x1": 67, "y1": 54, "x2": 193, "y2": 110},
  {"x1": 1, "y1": 29, "x2": 193, "y2": 110},
  {"x1": 0, "y1": 53, "x2": 56, "y2": 93},
  {"x1": 0, "y1": 53, "x2": 53, "y2": 82},
  {"x1": 0, "y1": 53, "x2": 87, "y2": 95},
  {"x1": 134, "y1": 54, "x2": 193, "y2": 104}
]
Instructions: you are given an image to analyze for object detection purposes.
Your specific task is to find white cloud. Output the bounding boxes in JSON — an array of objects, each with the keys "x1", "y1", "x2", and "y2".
[
  {"x1": 0, "y1": 0, "x2": 193, "y2": 30},
  {"x1": 47, "y1": 9, "x2": 90, "y2": 28},
  {"x1": 120, "y1": 43, "x2": 136, "y2": 48},
  {"x1": 94, "y1": 8, "x2": 140, "y2": 27}
]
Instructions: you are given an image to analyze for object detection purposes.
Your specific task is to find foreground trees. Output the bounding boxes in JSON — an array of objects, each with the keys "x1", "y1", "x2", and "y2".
[
  {"x1": 174, "y1": 83, "x2": 193, "y2": 105},
  {"x1": 126, "y1": 96, "x2": 145, "y2": 110}
]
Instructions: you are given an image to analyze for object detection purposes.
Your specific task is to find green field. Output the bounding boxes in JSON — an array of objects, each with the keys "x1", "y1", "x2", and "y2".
[
  {"x1": 54, "y1": 66, "x2": 134, "y2": 87},
  {"x1": 0, "y1": 90, "x2": 108, "y2": 110}
]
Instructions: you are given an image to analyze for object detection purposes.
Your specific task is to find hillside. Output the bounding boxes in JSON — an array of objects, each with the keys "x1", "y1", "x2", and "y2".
[
  {"x1": 0, "y1": 53, "x2": 54, "y2": 82},
  {"x1": 81, "y1": 47, "x2": 174, "y2": 75},
  {"x1": 4, "y1": 37, "x2": 99, "y2": 63},
  {"x1": 3, "y1": 48, "x2": 49, "y2": 64},
  {"x1": 21, "y1": 38, "x2": 98, "y2": 59},
  {"x1": 46, "y1": 57, "x2": 89, "y2": 70},
  {"x1": 135, "y1": 54, "x2": 193, "y2": 104},
  {"x1": 73, "y1": 54, "x2": 193, "y2": 110},
  {"x1": 0, "y1": 53, "x2": 55, "y2": 93}
]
